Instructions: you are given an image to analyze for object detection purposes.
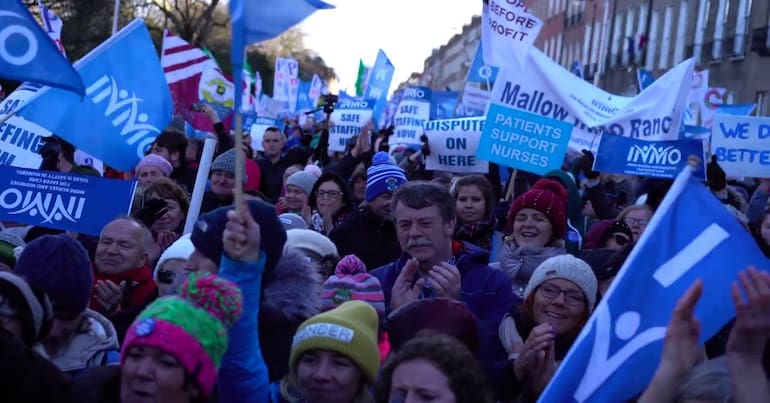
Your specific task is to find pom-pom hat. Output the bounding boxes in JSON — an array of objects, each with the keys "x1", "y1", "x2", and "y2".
[
  {"x1": 121, "y1": 272, "x2": 243, "y2": 397},
  {"x1": 365, "y1": 151, "x2": 407, "y2": 202},
  {"x1": 508, "y1": 179, "x2": 568, "y2": 239}
]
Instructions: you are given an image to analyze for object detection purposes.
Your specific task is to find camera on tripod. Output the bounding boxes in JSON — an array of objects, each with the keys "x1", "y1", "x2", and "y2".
[{"x1": 321, "y1": 93, "x2": 338, "y2": 114}]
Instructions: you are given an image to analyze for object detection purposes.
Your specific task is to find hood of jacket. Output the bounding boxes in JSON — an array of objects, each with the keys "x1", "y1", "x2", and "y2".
[
  {"x1": 261, "y1": 247, "x2": 322, "y2": 325},
  {"x1": 51, "y1": 309, "x2": 120, "y2": 372},
  {"x1": 546, "y1": 169, "x2": 583, "y2": 221}
]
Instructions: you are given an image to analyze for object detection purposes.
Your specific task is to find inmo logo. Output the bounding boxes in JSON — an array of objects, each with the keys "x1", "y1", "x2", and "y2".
[
  {"x1": 86, "y1": 76, "x2": 161, "y2": 159},
  {"x1": 0, "y1": 188, "x2": 85, "y2": 224},
  {"x1": 0, "y1": 11, "x2": 38, "y2": 66},
  {"x1": 404, "y1": 88, "x2": 425, "y2": 99},
  {"x1": 627, "y1": 145, "x2": 681, "y2": 165}
]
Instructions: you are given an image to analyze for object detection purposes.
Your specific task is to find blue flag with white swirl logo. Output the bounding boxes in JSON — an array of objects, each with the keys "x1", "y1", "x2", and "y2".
[
  {"x1": 538, "y1": 166, "x2": 770, "y2": 402},
  {"x1": 0, "y1": 165, "x2": 137, "y2": 235},
  {"x1": 16, "y1": 19, "x2": 172, "y2": 172},
  {"x1": 0, "y1": 0, "x2": 83, "y2": 94}
]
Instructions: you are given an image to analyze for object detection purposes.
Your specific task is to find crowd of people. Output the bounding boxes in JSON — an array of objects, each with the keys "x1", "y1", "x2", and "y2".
[{"x1": 0, "y1": 116, "x2": 769, "y2": 403}]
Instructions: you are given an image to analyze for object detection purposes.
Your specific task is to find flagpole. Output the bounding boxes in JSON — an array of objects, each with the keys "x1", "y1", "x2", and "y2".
[
  {"x1": 232, "y1": 50, "x2": 247, "y2": 213},
  {"x1": 112, "y1": 0, "x2": 121, "y2": 35}
]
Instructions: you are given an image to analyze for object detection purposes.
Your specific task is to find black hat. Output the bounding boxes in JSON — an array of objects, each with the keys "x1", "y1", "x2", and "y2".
[{"x1": 0, "y1": 272, "x2": 53, "y2": 347}]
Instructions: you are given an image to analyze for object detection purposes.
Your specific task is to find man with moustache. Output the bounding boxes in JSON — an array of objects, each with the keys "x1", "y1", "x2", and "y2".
[{"x1": 371, "y1": 180, "x2": 516, "y2": 399}]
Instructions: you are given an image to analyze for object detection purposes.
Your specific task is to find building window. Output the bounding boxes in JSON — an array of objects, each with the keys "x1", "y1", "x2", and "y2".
[
  {"x1": 637, "y1": 3, "x2": 648, "y2": 65},
  {"x1": 583, "y1": 23, "x2": 593, "y2": 68},
  {"x1": 622, "y1": 8, "x2": 636, "y2": 66},
  {"x1": 693, "y1": 0, "x2": 711, "y2": 64},
  {"x1": 611, "y1": 13, "x2": 623, "y2": 68},
  {"x1": 646, "y1": 10, "x2": 660, "y2": 71},
  {"x1": 757, "y1": 91, "x2": 767, "y2": 116},
  {"x1": 673, "y1": 1, "x2": 689, "y2": 64},
  {"x1": 712, "y1": 0, "x2": 727, "y2": 60},
  {"x1": 556, "y1": 34, "x2": 563, "y2": 65},
  {"x1": 733, "y1": 0, "x2": 751, "y2": 56},
  {"x1": 591, "y1": 20, "x2": 601, "y2": 73},
  {"x1": 659, "y1": 6, "x2": 673, "y2": 69}
]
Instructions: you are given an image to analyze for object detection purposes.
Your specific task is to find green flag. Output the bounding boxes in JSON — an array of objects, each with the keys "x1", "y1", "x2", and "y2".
[
  {"x1": 201, "y1": 46, "x2": 220, "y2": 68},
  {"x1": 355, "y1": 59, "x2": 369, "y2": 96}
]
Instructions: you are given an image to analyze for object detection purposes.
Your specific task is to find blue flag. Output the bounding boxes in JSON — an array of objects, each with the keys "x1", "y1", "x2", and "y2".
[
  {"x1": 365, "y1": 49, "x2": 395, "y2": 127},
  {"x1": 0, "y1": 0, "x2": 83, "y2": 94},
  {"x1": 0, "y1": 165, "x2": 137, "y2": 235},
  {"x1": 230, "y1": 0, "x2": 333, "y2": 112},
  {"x1": 295, "y1": 80, "x2": 314, "y2": 112},
  {"x1": 636, "y1": 68, "x2": 655, "y2": 91},
  {"x1": 17, "y1": 19, "x2": 172, "y2": 172},
  {"x1": 539, "y1": 166, "x2": 769, "y2": 402},
  {"x1": 430, "y1": 90, "x2": 459, "y2": 120},
  {"x1": 715, "y1": 103, "x2": 756, "y2": 116}
]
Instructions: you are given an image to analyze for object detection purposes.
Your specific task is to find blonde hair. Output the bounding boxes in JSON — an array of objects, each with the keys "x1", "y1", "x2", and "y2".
[
  {"x1": 617, "y1": 204, "x2": 651, "y2": 221},
  {"x1": 279, "y1": 369, "x2": 374, "y2": 403}
]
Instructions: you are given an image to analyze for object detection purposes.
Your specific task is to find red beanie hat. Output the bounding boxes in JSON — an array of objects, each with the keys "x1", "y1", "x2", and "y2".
[{"x1": 507, "y1": 179, "x2": 568, "y2": 239}]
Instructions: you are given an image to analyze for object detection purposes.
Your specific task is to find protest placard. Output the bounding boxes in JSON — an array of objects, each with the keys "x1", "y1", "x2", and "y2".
[
  {"x1": 594, "y1": 134, "x2": 705, "y2": 179},
  {"x1": 0, "y1": 165, "x2": 137, "y2": 235},
  {"x1": 711, "y1": 114, "x2": 770, "y2": 178},
  {"x1": 481, "y1": 0, "x2": 542, "y2": 67},
  {"x1": 477, "y1": 104, "x2": 572, "y2": 175},
  {"x1": 329, "y1": 100, "x2": 374, "y2": 152},
  {"x1": 393, "y1": 86, "x2": 431, "y2": 147},
  {"x1": 424, "y1": 118, "x2": 489, "y2": 174}
]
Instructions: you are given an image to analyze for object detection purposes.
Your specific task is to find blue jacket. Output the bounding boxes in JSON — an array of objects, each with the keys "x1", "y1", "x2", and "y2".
[
  {"x1": 371, "y1": 241, "x2": 518, "y2": 398},
  {"x1": 217, "y1": 253, "x2": 274, "y2": 403}
]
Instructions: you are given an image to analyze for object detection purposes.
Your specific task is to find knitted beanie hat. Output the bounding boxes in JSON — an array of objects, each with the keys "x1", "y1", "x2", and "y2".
[
  {"x1": 524, "y1": 254, "x2": 598, "y2": 310},
  {"x1": 122, "y1": 272, "x2": 243, "y2": 397},
  {"x1": 0, "y1": 272, "x2": 53, "y2": 347},
  {"x1": 706, "y1": 155, "x2": 727, "y2": 191},
  {"x1": 153, "y1": 234, "x2": 195, "y2": 281},
  {"x1": 320, "y1": 255, "x2": 385, "y2": 315},
  {"x1": 290, "y1": 300, "x2": 380, "y2": 384},
  {"x1": 285, "y1": 229, "x2": 338, "y2": 259},
  {"x1": 365, "y1": 152, "x2": 407, "y2": 202},
  {"x1": 210, "y1": 148, "x2": 247, "y2": 183},
  {"x1": 0, "y1": 232, "x2": 25, "y2": 269},
  {"x1": 286, "y1": 171, "x2": 318, "y2": 196},
  {"x1": 191, "y1": 200, "x2": 286, "y2": 273},
  {"x1": 136, "y1": 154, "x2": 173, "y2": 177},
  {"x1": 508, "y1": 179, "x2": 568, "y2": 239},
  {"x1": 279, "y1": 213, "x2": 309, "y2": 231},
  {"x1": 14, "y1": 234, "x2": 94, "y2": 315},
  {"x1": 584, "y1": 219, "x2": 633, "y2": 249}
]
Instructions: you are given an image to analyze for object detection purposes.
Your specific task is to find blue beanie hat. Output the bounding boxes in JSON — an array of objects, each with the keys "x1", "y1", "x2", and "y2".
[
  {"x1": 14, "y1": 234, "x2": 93, "y2": 315},
  {"x1": 191, "y1": 200, "x2": 287, "y2": 273},
  {"x1": 365, "y1": 152, "x2": 407, "y2": 202}
]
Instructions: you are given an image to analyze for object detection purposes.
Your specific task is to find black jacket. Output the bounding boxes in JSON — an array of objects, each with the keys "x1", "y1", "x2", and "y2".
[
  {"x1": 256, "y1": 157, "x2": 291, "y2": 204},
  {"x1": 329, "y1": 205, "x2": 401, "y2": 270}
]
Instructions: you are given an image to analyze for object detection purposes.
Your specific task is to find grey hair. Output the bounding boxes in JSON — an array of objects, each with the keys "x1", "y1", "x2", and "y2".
[
  {"x1": 108, "y1": 215, "x2": 154, "y2": 254},
  {"x1": 676, "y1": 357, "x2": 732, "y2": 402},
  {"x1": 391, "y1": 181, "x2": 456, "y2": 224}
]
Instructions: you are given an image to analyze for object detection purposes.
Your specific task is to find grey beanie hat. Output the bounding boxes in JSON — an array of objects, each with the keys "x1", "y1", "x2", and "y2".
[
  {"x1": 210, "y1": 148, "x2": 247, "y2": 183},
  {"x1": 285, "y1": 171, "x2": 318, "y2": 196},
  {"x1": 524, "y1": 254, "x2": 598, "y2": 310}
]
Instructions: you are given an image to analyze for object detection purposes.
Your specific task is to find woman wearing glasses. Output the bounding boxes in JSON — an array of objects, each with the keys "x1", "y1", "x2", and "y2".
[
  {"x1": 308, "y1": 173, "x2": 357, "y2": 236},
  {"x1": 498, "y1": 254, "x2": 598, "y2": 401},
  {"x1": 583, "y1": 219, "x2": 634, "y2": 251},
  {"x1": 617, "y1": 204, "x2": 652, "y2": 242}
]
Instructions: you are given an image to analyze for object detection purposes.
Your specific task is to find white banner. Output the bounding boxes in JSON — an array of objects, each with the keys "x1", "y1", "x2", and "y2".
[
  {"x1": 309, "y1": 74, "x2": 323, "y2": 107},
  {"x1": 424, "y1": 118, "x2": 489, "y2": 174},
  {"x1": 329, "y1": 100, "x2": 374, "y2": 152},
  {"x1": 0, "y1": 86, "x2": 48, "y2": 169},
  {"x1": 393, "y1": 86, "x2": 432, "y2": 147},
  {"x1": 481, "y1": 0, "x2": 543, "y2": 67},
  {"x1": 489, "y1": 47, "x2": 694, "y2": 153},
  {"x1": 249, "y1": 117, "x2": 284, "y2": 152}
]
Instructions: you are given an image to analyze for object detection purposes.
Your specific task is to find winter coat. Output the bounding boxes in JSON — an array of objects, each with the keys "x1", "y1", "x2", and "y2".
[
  {"x1": 218, "y1": 248, "x2": 323, "y2": 402},
  {"x1": 0, "y1": 328, "x2": 72, "y2": 403},
  {"x1": 491, "y1": 241, "x2": 567, "y2": 299},
  {"x1": 545, "y1": 170, "x2": 590, "y2": 253},
  {"x1": 91, "y1": 263, "x2": 158, "y2": 344},
  {"x1": 257, "y1": 156, "x2": 292, "y2": 204},
  {"x1": 371, "y1": 241, "x2": 517, "y2": 399},
  {"x1": 50, "y1": 309, "x2": 120, "y2": 377},
  {"x1": 747, "y1": 186, "x2": 769, "y2": 224},
  {"x1": 329, "y1": 205, "x2": 402, "y2": 270}
]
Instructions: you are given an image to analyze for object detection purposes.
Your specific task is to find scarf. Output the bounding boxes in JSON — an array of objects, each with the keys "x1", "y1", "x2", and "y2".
[{"x1": 454, "y1": 214, "x2": 496, "y2": 251}]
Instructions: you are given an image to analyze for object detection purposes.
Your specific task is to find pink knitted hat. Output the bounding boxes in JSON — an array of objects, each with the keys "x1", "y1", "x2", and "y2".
[
  {"x1": 320, "y1": 254, "x2": 385, "y2": 315},
  {"x1": 136, "y1": 154, "x2": 173, "y2": 177}
]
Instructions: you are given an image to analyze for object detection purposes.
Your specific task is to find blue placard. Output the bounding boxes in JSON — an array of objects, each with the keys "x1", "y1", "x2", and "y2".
[
  {"x1": 0, "y1": 165, "x2": 137, "y2": 235},
  {"x1": 477, "y1": 103, "x2": 573, "y2": 175},
  {"x1": 593, "y1": 135, "x2": 706, "y2": 179},
  {"x1": 594, "y1": 134, "x2": 706, "y2": 179}
]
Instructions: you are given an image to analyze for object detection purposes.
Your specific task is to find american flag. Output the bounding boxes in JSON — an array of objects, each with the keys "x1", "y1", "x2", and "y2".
[{"x1": 161, "y1": 31, "x2": 224, "y2": 131}]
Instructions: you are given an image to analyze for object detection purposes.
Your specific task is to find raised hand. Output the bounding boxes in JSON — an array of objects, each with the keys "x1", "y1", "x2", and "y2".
[
  {"x1": 94, "y1": 280, "x2": 126, "y2": 314},
  {"x1": 223, "y1": 200, "x2": 262, "y2": 263},
  {"x1": 390, "y1": 258, "x2": 424, "y2": 310},
  {"x1": 514, "y1": 322, "x2": 555, "y2": 381},
  {"x1": 657, "y1": 279, "x2": 703, "y2": 379},
  {"x1": 726, "y1": 267, "x2": 770, "y2": 361},
  {"x1": 427, "y1": 262, "x2": 461, "y2": 300}
]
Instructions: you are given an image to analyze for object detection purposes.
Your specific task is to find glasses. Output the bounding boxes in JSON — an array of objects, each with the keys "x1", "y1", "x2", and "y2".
[
  {"x1": 610, "y1": 233, "x2": 631, "y2": 246},
  {"x1": 623, "y1": 217, "x2": 648, "y2": 227},
  {"x1": 538, "y1": 283, "x2": 585, "y2": 306},
  {"x1": 316, "y1": 190, "x2": 342, "y2": 199}
]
